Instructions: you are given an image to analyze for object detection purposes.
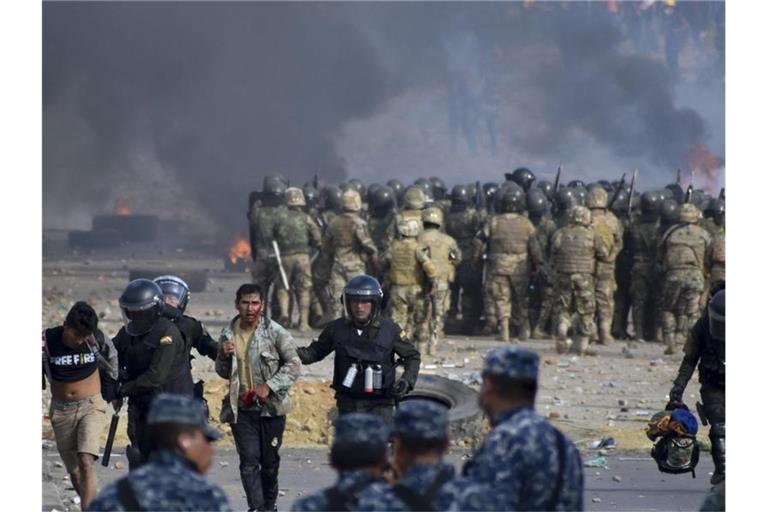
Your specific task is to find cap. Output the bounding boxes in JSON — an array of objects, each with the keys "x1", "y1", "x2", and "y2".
[
  {"x1": 147, "y1": 393, "x2": 223, "y2": 441},
  {"x1": 393, "y1": 400, "x2": 449, "y2": 441},
  {"x1": 333, "y1": 413, "x2": 390, "y2": 447},
  {"x1": 483, "y1": 346, "x2": 539, "y2": 381}
]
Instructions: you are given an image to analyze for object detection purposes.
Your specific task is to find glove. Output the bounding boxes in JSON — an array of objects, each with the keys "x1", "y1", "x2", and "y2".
[
  {"x1": 666, "y1": 386, "x2": 684, "y2": 410},
  {"x1": 392, "y1": 378, "x2": 410, "y2": 398}
]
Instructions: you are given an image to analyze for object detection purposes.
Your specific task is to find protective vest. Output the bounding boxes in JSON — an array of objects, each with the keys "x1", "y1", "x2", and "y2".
[
  {"x1": 534, "y1": 217, "x2": 557, "y2": 256},
  {"x1": 419, "y1": 229, "x2": 456, "y2": 283},
  {"x1": 591, "y1": 211, "x2": 621, "y2": 264},
  {"x1": 116, "y1": 318, "x2": 192, "y2": 408},
  {"x1": 553, "y1": 226, "x2": 595, "y2": 274},
  {"x1": 329, "y1": 213, "x2": 358, "y2": 248},
  {"x1": 489, "y1": 213, "x2": 532, "y2": 255},
  {"x1": 275, "y1": 209, "x2": 311, "y2": 255},
  {"x1": 328, "y1": 318, "x2": 399, "y2": 399},
  {"x1": 446, "y1": 209, "x2": 483, "y2": 256},
  {"x1": 250, "y1": 205, "x2": 284, "y2": 254},
  {"x1": 629, "y1": 220, "x2": 659, "y2": 265},
  {"x1": 390, "y1": 238, "x2": 427, "y2": 286},
  {"x1": 661, "y1": 224, "x2": 710, "y2": 271},
  {"x1": 369, "y1": 214, "x2": 394, "y2": 251},
  {"x1": 711, "y1": 233, "x2": 725, "y2": 268}
]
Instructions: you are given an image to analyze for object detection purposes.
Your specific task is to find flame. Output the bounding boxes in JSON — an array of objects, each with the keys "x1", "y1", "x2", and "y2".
[
  {"x1": 228, "y1": 239, "x2": 251, "y2": 264},
  {"x1": 114, "y1": 197, "x2": 132, "y2": 216},
  {"x1": 687, "y1": 144, "x2": 722, "y2": 194}
]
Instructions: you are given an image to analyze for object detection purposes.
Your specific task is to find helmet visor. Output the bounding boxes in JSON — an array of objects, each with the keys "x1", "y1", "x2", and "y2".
[{"x1": 121, "y1": 307, "x2": 159, "y2": 336}]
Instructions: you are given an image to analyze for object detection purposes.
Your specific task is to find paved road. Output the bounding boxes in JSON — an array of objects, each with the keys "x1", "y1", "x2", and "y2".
[{"x1": 43, "y1": 444, "x2": 714, "y2": 511}]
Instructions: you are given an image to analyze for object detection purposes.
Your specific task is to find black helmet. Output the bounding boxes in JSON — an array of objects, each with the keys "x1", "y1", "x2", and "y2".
[
  {"x1": 153, "y1": 275, "x2": 191, "y2": 313},
  {"x1": 303, "y1": 185, "x2": 318, "y2": 209},
  {"x1": 414, "y1": 177, "x2": 433, "y2": 196},
  {"x1": 705, "y1": 199, "x2": 725, "y2": 225},
  {"x1": 567, "y1": 179, "x2": 586, "y2": 189},
  {"x1": 321, "y1": 185, "x2": 343, "y2": 212},
  {"x1": 263, "y1": 175, "x2": 286, "y2": 198},
  {"x1": 660, "y1": 199, "x2": 680, "y2": 224},
  {"x1": 571, "y1": 186, "x2": 587, "y2": 206},
  {"x1": 366, "y1": 183, "x2": 382, "y2": 204},
  {"x1": 371, "y1": 186, "x2": 395, "y2": 215},
  {"x1": 657, "y1": 188, "x2": 673, "y2": 202},
  {"x1": 343, "y1": 274, "x2": 385, "y2": 326},
  {"x1": 610, "y1": 189, "x2": 629, "y2": 214},
  {"x1": 665, "y1": 183, "x2": 684, "y2": 204},
  {"x1": 428, "y1": 176, "x2": 447, "y2": 200},
  {"x1": 597, "y1": 179, "x2": 614, "y2": 193},
  {"x1": 640, "y1": 191, "x2": 661, "y2": 216},
  {"x1": 483, "y1": 182, "x2": 499, "y2": 207},
  {"x1": 536, "y1": 180, "x2": 555, "y2": 200},
  {"x1": 466, "y1": 182, "x2": 478, "y2": 201},
  {"x1": 119, "y1": 279, "x2": 164, "y2": 336},
  {"x1": 555, "y1": 187, "x2": 578, "y2": 212},
  {"x1": 265, "y1": 173, "x2": 289, "y2": 188},
  {"x1": 450, "y1": 185, "x2": 470, "y2": 209},
  {"x1": 527, "y1": 188, "x2": 550, "y2": 217},
  {"x1": 497, "y1": 187, "x2": 525, "y2": 213},
  {"x1": 387, "y1": 179, "x2": 404, "y2": 198},
  {"x1": 708, "y1": 288, "x2": 725, "y2": 340},
  {"x1": 347, "y1": 179, "x2": 366, "y2": 198},
  {"x1": 506, "y1": 167, "x2": 536, "y2": 191}
]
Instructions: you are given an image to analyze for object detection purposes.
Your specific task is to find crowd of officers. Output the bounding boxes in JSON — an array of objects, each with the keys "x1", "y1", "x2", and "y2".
[{"x1": 248, "y1": 168, "x2": 725, "y2": 356}]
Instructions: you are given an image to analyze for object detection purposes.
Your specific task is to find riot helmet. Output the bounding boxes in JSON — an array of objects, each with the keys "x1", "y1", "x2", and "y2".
[
  {"x1": 555, "y1": 187, "x2": 578, "y2": 213},
  {"x1": 708, "y1": 289, "x2": 725, "y2": 340},
  {"x1": 119, "y1": 279, "x2": 164, "y2": 336},
  {"x1": 483, "y1": 182, "x2": 499, "y2": 210},
  {"x1": 567, "y1": 179, "x2": 586, "y2": 189},
  {"x1": 705, "y1": 199, "x2": 725, "y2": 226},
  {"x1": 367, "y1": 183, "x2": 383, "y2": 205},
  {"x1": 429, "y1": 176, "x2": 447, "y2": 200},
  {"x1": 343, "y1": 275, "x2": 385, "y2": 326},
  {"x1": 640, "y1": 191, "x2": 661, "y2": 217},
  {"x1": 536, "y1": 180, "x2": 554, "y2": 200},
  {"x1": 497, "y1": 187, "x2": 525, "y2": 213},
  {"x1": 610, "y1": 189, "x2": 629, "y2": 214},
  {"x1": 660, "y1": 199, "x2": 680, "y2": 225},
  {"x1": 303, "y1": 185, "x2": 318, "y2": 209},
  {"x1": 321, "y1": 185, "x2": 343, "y2": 212},
  {"x1": 506, "y1": 167, "x2": 536, "y2": 191},
  {"x1": 665, "y1": 183, "x2": 685, "y2": 204},
  {"x1": 348, "y1": 179, "x2": 366, "y2": 199},
  {"x1": 597, "y1": 180, "x2": 614, "y2": 193},
  {"x1": 153, "y1": 275, "x2": 191, "y2": 313},
  {"x1": 387, "y1": 179, "x2": 404, "y2": 198},
  {"x1": 450, "y1": 184, "x2": 470, "y2": 210},
  {"x1": 371, "y1": 186, "x2": 395, "y2": 216},
  {"x1": 526, "y1": 188, "x2": 550, "y2": 217},
  {"x1": 262, "y1": 175, "x2": 286, "y2": 200}
]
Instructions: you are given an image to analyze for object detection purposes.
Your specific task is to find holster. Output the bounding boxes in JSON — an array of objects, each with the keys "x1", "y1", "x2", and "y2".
[{"x1": 696, "y1": 401, "x2": 709, "y2": 427}]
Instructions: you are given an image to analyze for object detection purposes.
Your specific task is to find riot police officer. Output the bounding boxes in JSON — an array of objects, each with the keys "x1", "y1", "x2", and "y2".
[
  {"x1": 667, "y1": 286, "x2": 725, "y2": 485},
  {"x1": 113, "y1": 279, "x2": 190, "y2": 469},
  {"x1": 296, "y1": 275, "x2": 421, "y2": 425}
]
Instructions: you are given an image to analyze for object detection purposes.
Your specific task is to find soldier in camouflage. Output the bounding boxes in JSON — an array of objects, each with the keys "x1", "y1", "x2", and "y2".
[
  {"x1": 550, "y1": 206, "x2": 609, "y2": 355},
  {"x1": 418, "y1": 207, "x2": 461, "y2": 354},
  {"x1": 368, "y1": 186, "x2": 398, "y2": 282},
  {"x1": 475, "y1": 187, "x2": 542, "y2": 343},
  {"x1": 627, "y1": 191, "x2": 661, "y2": 342},
  {"x1": 609, "y1": 188, "x2": 633, "y2": 340},
  {"x1": 87, "y1": 394, "x2": 230, "y2": 511},
  {"x1": 272, "y1": 188, "x2": 323, "y2": 332},
  {"x1": 527, "y1": 188, "x2": 558, "y2": 339},
  {"x1": 357, "y1": 400, "x2": 455, "y2": 511},
  {"x1": 586, "y1": 187, "x2": 624, "y2": 345},
  {"x1": 384, "y1": 218, "x2": 438, "y2": 355},
  {"x1": 385, "y1": 186, "x2": 428, "y2": 246},
  {"x1": 439, "y1": 346, "x2": 583, "y2": 511},
  {"x1": 320, "y1": 190, "x2": 379, "y2": 320},
  {"x1": 445, "y1": 185, "x2": 486, "y2": 334},
  {"x1": 291, "y1": 413, "x2": 389, "y2": 511},
  {"x1": 657, "y1": 203, "x2": 712, "y2": 355}
]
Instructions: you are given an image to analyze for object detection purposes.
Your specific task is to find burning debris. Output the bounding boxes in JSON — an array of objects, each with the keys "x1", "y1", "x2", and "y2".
[
  {"x1": 114, "y1": 196, "x2": 132, "y2": 216},
  {"x1": 225, "y1": 238, "x2": 252, "y2": 273},
  {"x1": 687, "y1": 143, "x2": 723, "y2": 195}
]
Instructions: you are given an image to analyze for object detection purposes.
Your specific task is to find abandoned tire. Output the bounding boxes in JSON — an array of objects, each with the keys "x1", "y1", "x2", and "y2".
[
  {"x1": 68, "y1": 229, "x2": 121, "y2": 249},
  {"x1": 129, "y1": 269, "x2": 208, "y2": 292},
  {"x1": 402, "y1": 374, "x2": 485, "y2": 445}
]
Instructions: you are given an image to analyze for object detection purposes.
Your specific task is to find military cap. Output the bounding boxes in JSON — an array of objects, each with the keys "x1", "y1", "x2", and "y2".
[
  {"x1": 393, "y1": 399, "x2": 449, "y2": 441},
  {"x1": 483, "y1": 346, "x2": 539, "y2": 381},
  {"x1": 333, "y1": 413, "x2": 390, "y2": 447},
  {"x1": 147, "y1": 393, "x2": 223, "y2": 441}
]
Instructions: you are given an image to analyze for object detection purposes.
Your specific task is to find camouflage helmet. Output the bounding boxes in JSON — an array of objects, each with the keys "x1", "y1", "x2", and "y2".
[
  {"x1": 284, "y1": 187, "x2": 306, "y2": 207},
  {"x1": 660, "y1": 199, "x2": 680, "y2": 224},
  {"x1": 397, "y1": 218, "x2": 422, "y2": 238},
  {"x1": 569, "y1": 205, "x2": 592, "y2": 226},
  {"x1": 422, "y1": 206, "x2": 444, "y2": 228},
  {"x1": 678, "y1": 203, "x2": 701, "y2": 224},
  {"x1": 342, "y1": 190, "x2": 362, "y2": 212},
  {"x1": 586, "y1": 187, "x2": 609, "y2": 209},
  {"x1": 403, "y1": 186, "x2": 426, "y2": 210}
]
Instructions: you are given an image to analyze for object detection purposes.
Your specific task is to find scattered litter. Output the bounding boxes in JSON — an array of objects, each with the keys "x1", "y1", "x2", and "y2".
[
  {"x1": 557, "y1": 360, "x2": 570, "y2": 368},
  {"x1": 278, "y1": 491, "x2": 286, "y2": 497},
  {"x1": 617, "y1": 399, "x2": 627, "y2": 407},
  {"x1": 113, "y1": 462, "x2": 125, "y2": 470},
  {"x1": 71, "y1": 496, "x2": 81, "y2": 505},
  {"x1": 219, "y1": 461, "x2": 229, "y2": 467},
  {"x1": 592, "y1": 497, "x2": 602, "y2": 503},
  {"x1": 548, "y1": 412, "x2": 560, "y2": 419},
  {"x1": 612, "y1": 475, "x2": 622, "y2": 483},
  {"x1": 424, "y1": 364, "x2": 438, "y2": 369},
  {"x1": 634, "y1": 410, "x2": 651, "y2": 417},
  {"x1": 584, "y1": 456, "x2": 608, "y2": 468}
]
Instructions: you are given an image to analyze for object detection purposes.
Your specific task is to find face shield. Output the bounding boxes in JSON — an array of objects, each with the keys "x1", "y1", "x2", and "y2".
[
  {"x1": 121, "y1": 304, "x2": 160, "y2": 336},
  {"x1": 153, "y1": 276, "x2": 190, "y2": 313}
]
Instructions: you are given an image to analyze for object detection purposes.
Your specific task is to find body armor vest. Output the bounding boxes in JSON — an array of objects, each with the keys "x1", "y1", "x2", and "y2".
[
  {"x1": 554, "y1": 226, "x2": 595, "y2": 274},
  {"x1": 419, "y1": 229, "x2": 455, "y2": 283},
  {"x1": 662, "y1": 225, "x2": 709, "y2": 271},
  {"x1": 711, "y1": 233, "x2": 725, "y2": 268},
  {"x1": 446, "y1": 209, "x2": 483, "y2": 256},
  {"x1": 629, "y1": 220, "x2": 659, "y2": 264},
  {"x1": 591, "y1": 211, "x2": 620, "y2": 263},
  {"x1": 276, "y1": 209, "x2": 311, "y2": 255},
  {"x1": 489, "y1": 213, "x2": 532, "y2": 255},
  {"x1": 330, "y1": 214, "x2": 358, "y2": 248},
  {"x1": 390, "y1": 238, "x2": 425, "y2": 286},
  {"x1": 250, "y1": 205, "x2": 283, "y2": 254}
]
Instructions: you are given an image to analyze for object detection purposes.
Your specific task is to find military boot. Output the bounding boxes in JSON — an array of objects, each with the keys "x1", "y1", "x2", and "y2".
[
  {"x1": 497, "y1": 321, "x2": 510, "y2": 342},
  {"x1": 571, "y1": 335, "x2": 587, "y2": 356},
  {"x1": 663, "y1": 332, "x2": 676, "y2": 355},
  {"x1": 416, "y1": 341, "x2": 428, "y2": 357},
  {"x1": 427, "y1": 337, "x2": 438, "y2": 356},
  {"x1": 598, "y1": 321, "x2": 614, "y2": 345},
  {"x1": 276, "y1": 289, "x2": 291, "y2": 327},
  {"x1": 709, "y1": 426, "x2": 725, "y2": 485},
  {"x1": 555, "y1": 337, "x2": 572, "y2": 354},
  {"x1": 480, "y1": 317, "x2": 497, "y2": 336}
]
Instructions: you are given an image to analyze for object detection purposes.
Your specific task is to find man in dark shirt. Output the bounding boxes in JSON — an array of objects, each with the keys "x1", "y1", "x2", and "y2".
[{"x1": 43, "y1": 301, "x2": 117, "y2": 509}]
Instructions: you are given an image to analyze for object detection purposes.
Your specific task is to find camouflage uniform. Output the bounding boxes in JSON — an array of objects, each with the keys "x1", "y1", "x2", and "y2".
[
  {"x1": 440, "y1": 347, "x2": 583, "y2": 511},
  {"x1": 445, "y1": 206, "x2": 486, "y2": 332},
  {"x1": 272, "y1": 189, "x2": 323, "y2": 331},
  {"x1": 550, "y1": 206, "x2": 608, "y2": 355},
  {"x1": 368, "y1": 210, "x2": 397, "y2": 283},
  {"x1": 88, "y1": 394, "x2": 230, "y2": 512},
  {"x1": 657, "y1": 204, "x2": 712, "y2": 354},
  {"x1": 249, "y1": 201, "x2": 286, "y2": 293},
  {"x1": 418, "y1": 208, "x2": 461, "y2": 354},
  {"x1": 588, "y1": 189, "x2": 624, "y2": 345},
  {"x1": 290, "y1": 414, "x2": 389, "y2": 511},
  {"x1": 384, "y1": 219, "x2": 437, "y2": 354},
  {"x1": 476, "y1": 211, "x2": 542, "y2": 342},
  {"x1": 531, "y1": 215, "x2": 557, "y2": 339},
  {"x1": 709, "y1": 231, "x2": 725, "y2": 285},
  {"x1": 627, "y1": 216, "x2": 660, "y2": 341},
  {"x1": 321, "y1": 191, "x2": 378, "y2": 319}
]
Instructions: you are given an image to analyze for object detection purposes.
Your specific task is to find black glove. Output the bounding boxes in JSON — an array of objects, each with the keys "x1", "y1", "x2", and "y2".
[
  {"x1": 665, "y1": 386, "x2": 684, "y2": 411},
  {"x1": 392, "y1": 378, "x2": 411, "y2": 398}
]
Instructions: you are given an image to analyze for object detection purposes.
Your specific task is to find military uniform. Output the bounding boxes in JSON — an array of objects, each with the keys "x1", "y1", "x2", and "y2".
[
  {"x1": 113, "y1": 317, "x2": 189, "y2": 466},
  {"x1": 249, "y1": 201, "x2": 286, "y2": 293},
  {"x1": 445, "y1": 206, "x2": 486, "y2": 332},
  {"x1": 291, "y1": 414, "x2": 389, "y2": 511},
  {"x1": 627, "y1": 216, "x2": 660, "y2": 341},
  {"x1": 657, "y1": 205, "x2": 712, "y2": 354},
  {"x1": 530, "y1": 215, "x2": 557, "y2": 338},
  {"x1": 550, "y1": 206, "x2": 608, "y2": 354},
  {"x1": 87, "y1": 394, "x2": 230, "y2": 511},
  {"x1": 418, "y1": 209, "x2": 461, "y2": 354},
  {"x1": 440, "y1": 347, "x2": 583, "y2": 511},
  {"x1": 273, "y1": 194, "x2": 323, "y2": 331},
  {"x1": 589, "y1": 206, "x2": 624, "y2": 344},
  {"x1": 709, "y1": 231, "x2": 725, "y2": 284}
]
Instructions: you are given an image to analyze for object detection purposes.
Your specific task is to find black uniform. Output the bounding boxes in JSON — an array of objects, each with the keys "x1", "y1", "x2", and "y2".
[
  {"x1": 297, "y1": 316, "x2": 420, "y2": 424},
  {"x1": 113, "y1": 317, "x2": 189, "y2": 466}
]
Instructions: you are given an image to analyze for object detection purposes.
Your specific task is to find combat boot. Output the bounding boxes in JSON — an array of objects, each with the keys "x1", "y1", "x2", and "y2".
[
  {"x1": 571, "y1": 335, "x2": 587, "y2": 356},
  {"x1": 276, "y1": 289, "x2": 291, "y2": 327},
  {"x1": 497, "y1": 321, "x2": 510, "y2": 342},
  {"x1": 709, "y1": 425, "x2": 725, "y2": 485},
  {"x1": 555, "y1": 338, "x2": 572, "y2": 354},
  {"x1": 427, "y1": 338, "x2": 438, "y2": 356},
  {"x1": 663, "y1": 333, "x2": 676, "y2": 355},
  {"x1": 598, "y1": 321, "x2": 614, "y2": 345}
]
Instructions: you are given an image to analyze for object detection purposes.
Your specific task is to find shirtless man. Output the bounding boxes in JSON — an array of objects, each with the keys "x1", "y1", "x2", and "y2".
[{"x1": 43, "y1": 301, "x2": 118, "y2": 509}]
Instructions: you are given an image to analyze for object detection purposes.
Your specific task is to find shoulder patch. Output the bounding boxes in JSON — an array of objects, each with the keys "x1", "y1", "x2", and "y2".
[{"x1": 159, "y1": 335, "x2": 173, "y2": 345}]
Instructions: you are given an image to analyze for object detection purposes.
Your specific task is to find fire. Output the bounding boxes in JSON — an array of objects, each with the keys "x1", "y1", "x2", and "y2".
[
  {"x1": 687, "y1": 144, "x2": 722, "y2": 194},
  {"x1": 114, "y1": 197, "x2": 132, "y2": 216},
  {"x1": 228, "y1": 239, "x2": 251, "y2": 264}
]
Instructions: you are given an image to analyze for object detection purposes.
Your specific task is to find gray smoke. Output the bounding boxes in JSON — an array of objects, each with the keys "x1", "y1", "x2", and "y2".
[{"x1": 44, "y1": 2, "x2": 724, "y2": 230}]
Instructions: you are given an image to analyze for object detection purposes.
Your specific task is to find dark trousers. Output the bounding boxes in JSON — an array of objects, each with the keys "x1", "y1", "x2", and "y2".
[
  {"x1": 231, "y1": 410, "x2": 286, "y2": 511},
  {"x1": 336, "y1": 396, "x2": 394, "y2": 426}
]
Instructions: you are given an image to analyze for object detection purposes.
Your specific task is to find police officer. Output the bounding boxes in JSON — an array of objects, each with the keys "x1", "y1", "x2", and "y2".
[
  {"x1": 87, "y1": 393, "x2": 230, "y2": 511},
  {"x1": 667, "y1": 286, "x2": 725, "y2": 485},
  {"x1": 297, "y1": 275, "x2": 421, "y2": 424},
  {"x1": 357, "y1": 400, "x2": 455, "y2": 511},
  {"x1": 440, "y1": 346, "x2": 583, "y2": 510},
  {"x1": 113, "y1": 279, "x2": 189, "y2": 469},
  {"x1": 291, "y1": 413, "x2": 389, "y2": 511}
]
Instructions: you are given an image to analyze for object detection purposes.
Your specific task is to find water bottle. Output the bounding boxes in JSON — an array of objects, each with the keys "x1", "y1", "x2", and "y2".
[
  {"x1": 364, "y1": 365, "x2": 374, "y2": 393},
  {"x1": 342, "y1": 364, "x2": 358, "y2": 388},
  {"x1": 371, "y1": 364, "x2": 383, "y2": 390}
]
